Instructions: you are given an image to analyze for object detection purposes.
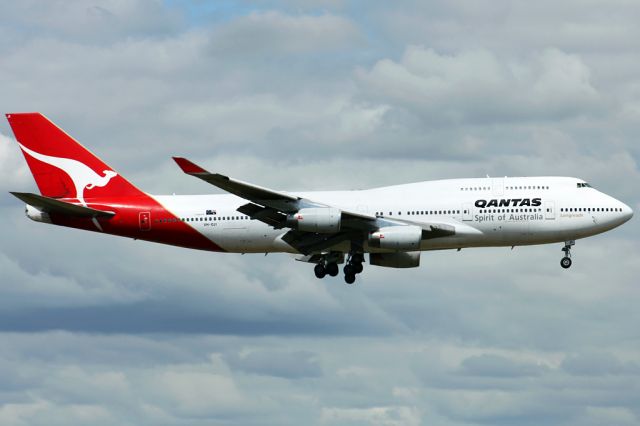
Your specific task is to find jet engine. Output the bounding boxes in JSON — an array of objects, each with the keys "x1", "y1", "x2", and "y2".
[
  {"x1": 287, "y1": 207, "x2": 341, "y2": 233},
  {"x1": 369, "y1": 251, "x2": 421, "y2": 268},
  {"x1": 368, "y1": 225, "x2": 422, "y2": 251}
]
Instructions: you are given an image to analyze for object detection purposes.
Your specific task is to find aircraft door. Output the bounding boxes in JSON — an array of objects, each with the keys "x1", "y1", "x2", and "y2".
[
  {"x1": 492, "y1": 178, "x2": 504, "y2": 196},
  {"x1": 462, "y1": 203, "x2": 473, "y2": 221},
  {"x1": 139, "y1": 211, "x2": 151, "y2": 231},
  {"x1": 544, "y1": 201, "x2": 555, "y2": 220}
]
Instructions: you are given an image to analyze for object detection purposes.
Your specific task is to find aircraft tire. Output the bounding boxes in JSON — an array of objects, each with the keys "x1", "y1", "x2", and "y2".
[
  {"x1": 344, "y1": 264, "x2": 355, "y2": 276},
  {"x1": 314, "y1": 263, "x2": 327, "y2": 279},
  {"x1": 326, "y1": 262, "x2": 339, "y2": 277},
  {"x1": 353, "y1": 262, "x2": 363, "y2": 274},
  {"x1": 560, "y1": 257, "x2": 572, "y2": 269},
  {"x1": 344, "y1": 273, "x2": 356, "y2": 284}
]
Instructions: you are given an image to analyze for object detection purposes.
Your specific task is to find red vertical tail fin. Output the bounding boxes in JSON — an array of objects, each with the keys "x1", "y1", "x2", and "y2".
[{"x1": 6, "y1": 113, "x2": 144, "y2": 203}]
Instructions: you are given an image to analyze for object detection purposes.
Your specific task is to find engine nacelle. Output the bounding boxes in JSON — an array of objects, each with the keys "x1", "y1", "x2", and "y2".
[
  {"x1": 368, "y1": 225, "x2": 422, "y2": 251},
  {"x1": 369, "y1": 251, "x2": 421, "y2": 268},
  {"x1": 25, "y1": 204, "x2": 52, "y2": 224},
  {"x1": 287, "y1": 207, "x2": 341, "y2": 233}
]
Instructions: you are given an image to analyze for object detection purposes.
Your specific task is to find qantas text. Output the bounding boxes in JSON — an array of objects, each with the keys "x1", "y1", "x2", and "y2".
[{"x1": 475, "y1": 198, "x2": 542, "y2": 208}]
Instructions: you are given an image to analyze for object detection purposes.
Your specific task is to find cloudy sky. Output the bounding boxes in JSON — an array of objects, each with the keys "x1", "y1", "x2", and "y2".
[{"x1": 1, "y1": 1, "x2": 639, "y2": 424}]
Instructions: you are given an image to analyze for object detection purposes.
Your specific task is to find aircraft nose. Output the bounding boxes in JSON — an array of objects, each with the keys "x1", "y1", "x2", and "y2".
[{"x1": 622, "y1": 203, "x2": 634, "y2": 222}]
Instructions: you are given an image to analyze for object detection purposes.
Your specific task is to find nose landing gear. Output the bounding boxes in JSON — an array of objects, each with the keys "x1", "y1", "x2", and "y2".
[{"x1": 560, "y1": 240, "x2": 574, "y2": 269}]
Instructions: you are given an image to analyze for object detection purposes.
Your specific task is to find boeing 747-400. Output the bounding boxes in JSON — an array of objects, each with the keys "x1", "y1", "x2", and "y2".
[{"x1": 6, "y1": 113, "x2": 633, "y2": 284}]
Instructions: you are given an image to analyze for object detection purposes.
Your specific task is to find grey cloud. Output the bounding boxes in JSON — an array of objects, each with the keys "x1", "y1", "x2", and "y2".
[
  {"x1": 1, "y1": 333, "x2": 637, "y2": 426},
  {"x1": 225, "y1": 349, "x2": 322, "y2": 378},
  {"x1": 458, "y1": 353, "x2": 547, "y2": 378},
  {"x1": 562, "y1": 352, "x2": 640, "y2": 376}
]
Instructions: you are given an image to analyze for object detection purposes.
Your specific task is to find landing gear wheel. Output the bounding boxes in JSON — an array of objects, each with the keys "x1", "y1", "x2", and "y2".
[
  {"x1": 560, "y1": 257, "x2": 572, "y2": 269},
  {"x1": 326, "y1": 262, "x2": 339, "y2": 277},
  {"x1": 353, "y1": 262, "x2": 363, "y2": 274},
  {"x1": 344, "y1": 264, "x2": 355, "y2": 276},
  {"x1": 560, "y1": 240, "x2": 574, "y2": 269},
  {"x1": 314, "y1": 263, "x2": 326, "y2": 279},
  {"x1": 344, "y1": 273, "x2": 356, "y2": 284}
]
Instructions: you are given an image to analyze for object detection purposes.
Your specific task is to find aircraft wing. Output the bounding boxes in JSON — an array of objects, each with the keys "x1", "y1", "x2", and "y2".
[
  {"x1": 173, "y1": 156, "x2": 378, "y2": 227},
  {"x1": 173, "y1": 157, "x2": 303, "y2": 213},
  {"x1": 173, "y1": 157, "x2": 455, "y2": 254}
]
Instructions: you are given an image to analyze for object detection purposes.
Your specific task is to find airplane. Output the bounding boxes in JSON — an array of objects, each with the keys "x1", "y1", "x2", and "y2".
[{"x1": 5, "y1": 112, "x2": 634, "y2": 284}]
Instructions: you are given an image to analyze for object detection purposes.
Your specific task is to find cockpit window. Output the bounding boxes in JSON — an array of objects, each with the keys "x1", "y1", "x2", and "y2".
[{"x1": 577, "y1": 182, "x2": 592, "y2": 188}]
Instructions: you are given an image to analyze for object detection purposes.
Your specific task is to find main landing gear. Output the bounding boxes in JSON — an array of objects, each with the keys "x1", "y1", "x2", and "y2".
[
  {"x1": 313, "y1": 252, "x2": 365, "y2": 284},
  {"x1": 560, "y1": 240, "x2": 575, "y2": 269},
  {"x1": 314, "y1": 261, "x2": 339, "y2": 279},
  {"x1": 343, "y1": 253, "x2": 364, "y2": 284}
]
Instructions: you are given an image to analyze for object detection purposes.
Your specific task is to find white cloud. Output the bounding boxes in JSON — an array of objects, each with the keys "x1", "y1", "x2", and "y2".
[
  {"x1": 208, "y1": 11, "x2": 361, "y2": 56},
  {"x1": 0, "y1": 133, "x2": 31, "y2": 198},
  {"x1": 151, "y1": 369, "x2": 245, "y2": 416},
  {"x1": 0, "y1": 0, "x2": 183, "y2": 43},
  {"x1": 359, "y1": 46, "x2": 601, "y2": 124}
]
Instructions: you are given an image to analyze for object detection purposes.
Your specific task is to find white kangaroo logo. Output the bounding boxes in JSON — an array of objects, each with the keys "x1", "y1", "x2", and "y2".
[{"x1": 18, "y1": 143, "x2": 117, "y2": 206}]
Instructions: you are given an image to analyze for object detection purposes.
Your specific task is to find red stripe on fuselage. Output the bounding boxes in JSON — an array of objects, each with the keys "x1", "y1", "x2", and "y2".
[{"x1": 49, "y1": 195, "x2": 225, "y2": 252}]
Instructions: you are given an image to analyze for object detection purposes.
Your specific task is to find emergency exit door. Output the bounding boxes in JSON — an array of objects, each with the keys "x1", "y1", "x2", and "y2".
[
  {"x1": 139, "y1": 212, "x2": 151, "y2": 231},
  {"x1": 544, "y1": 202, "x2": 555, "y2": 220}
]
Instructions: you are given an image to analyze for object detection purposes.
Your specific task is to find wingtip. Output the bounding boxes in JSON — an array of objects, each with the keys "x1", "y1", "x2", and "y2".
[{"x1": 173, "y1": 157, "x2": 208, "y2": 174}]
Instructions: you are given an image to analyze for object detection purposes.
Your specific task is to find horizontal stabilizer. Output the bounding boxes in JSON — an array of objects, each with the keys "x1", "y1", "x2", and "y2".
[{"x1": 9, "y1": 192, "x2": 115, "y2": 218}]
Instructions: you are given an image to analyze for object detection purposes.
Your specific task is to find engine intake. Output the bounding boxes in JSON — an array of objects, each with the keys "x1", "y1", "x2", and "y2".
[
  {"x1": 287, "y1": 207, "x2": 341, "y2": 233},
  {"x1": 368, "y1": 225, "x2": 422, "y2": 251}
]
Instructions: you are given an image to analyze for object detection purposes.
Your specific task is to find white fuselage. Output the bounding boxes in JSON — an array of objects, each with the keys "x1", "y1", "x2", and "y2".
[{"x1": 153, "y1": 176, "x2": 633, "y2": 254}]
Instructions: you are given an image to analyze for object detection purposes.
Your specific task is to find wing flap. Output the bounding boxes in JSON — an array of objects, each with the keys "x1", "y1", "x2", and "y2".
[
  {"x1": 282, "y1": 230, "x2": 360, "y2": 255},
  {"x1": 236, "y1": 202, "x2": 288, "y2": 228},
  {"x1": 422, "y1": 223, "x2": 456, "y2": 239},
  {"x1": 10, "y1": 192, "x2": 115, "y2": 218}
]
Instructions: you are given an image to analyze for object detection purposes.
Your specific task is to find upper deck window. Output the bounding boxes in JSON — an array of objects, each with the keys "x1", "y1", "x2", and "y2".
[{"x1": 577, "y1": 182, "x2": 592, "y2": 188}]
